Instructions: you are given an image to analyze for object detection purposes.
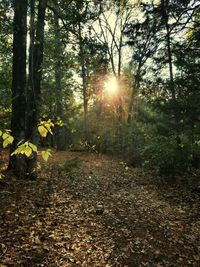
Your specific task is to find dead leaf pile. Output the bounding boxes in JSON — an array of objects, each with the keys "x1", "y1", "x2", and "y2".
[{"x1": 0, "y1": 151, "x2": 200, "y2": 266}]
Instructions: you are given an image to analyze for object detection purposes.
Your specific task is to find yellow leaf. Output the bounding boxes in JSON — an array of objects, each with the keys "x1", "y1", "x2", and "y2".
[
  {"x1": 41, "y1": 150, "x2": 51, "y2": 161},
  {"x1": 11, "y1": 144, "x2": 25, "y2": 156},
  {"x1": 2, "y1": 132, "x2": 9, "y2": 140},
  {"x1": 29, "y1": 143, "x2": 37, "y2": 152},
  {"x1": 3, "y1": 135, "x2": 14, "y2": 148},
  {"x1": 9, "y1": 135, "x2": 14, "y2": 144},
  {"x1": 3, "y1": 139, "x2": 10, "y2": 148},
  {"x1": 11, "y1": 142, "x2": 33, "y2": 157},
  {"x1": 45, "y1": 124, "x2": 52, "y2": 135},
  {"x1": 38, "y1": 125, "x2": 48, "y2": 137},
  {"x1": 24, "y1": 146, "x2": 32, "y2": 157}
]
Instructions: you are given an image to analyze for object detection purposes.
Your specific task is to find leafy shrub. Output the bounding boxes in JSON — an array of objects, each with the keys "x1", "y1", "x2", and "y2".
[{"x1": 142, "y1": 136, "x2": 191, "y2": 175}]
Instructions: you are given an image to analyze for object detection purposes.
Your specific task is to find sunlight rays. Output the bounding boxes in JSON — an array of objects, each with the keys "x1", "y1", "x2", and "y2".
[{"x1": 104, "y1": 76, "x2": 119, "y2": 96}]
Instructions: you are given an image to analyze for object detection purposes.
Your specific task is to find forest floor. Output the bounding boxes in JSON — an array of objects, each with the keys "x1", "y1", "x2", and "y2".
[{"x1": 0, "y1": 151, "x2": 200, "y2": 267}]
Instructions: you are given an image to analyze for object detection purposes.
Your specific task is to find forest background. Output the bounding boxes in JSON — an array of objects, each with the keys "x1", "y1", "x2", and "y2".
[{"x1": 0, "y1": 0, "x2": 199, "y2": 179}]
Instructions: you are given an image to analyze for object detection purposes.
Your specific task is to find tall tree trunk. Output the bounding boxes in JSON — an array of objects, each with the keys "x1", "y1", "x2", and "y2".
[
  {"x1": 27, "y1": 0, "x2": 35, "y2": 139},
  {"x1": 34, "y1": 0, "x2": 46, "y2": 98},
  {"x1": 54, "y1": 10, "x2": 66, "y2": 150},
  {"x1": 166, "y1": 23, "x2": 176, "y2": 103},
  {"x1": 78, "y1": 21, "x2": 88, "y2": 141},
  {"x1": 26, "y1": 0, "x2": 46, "y2": 178},
  {"x1": 161, "y1": 0, "x2": 176, "y2": 106},
  {"x1": 127, "y1": 81, "x2": 139, "y2": 124},
  {"x1": 26, "y1": 0, "x2": 36, "y2": 178},
  {"x1": 9, "y1": 0, "x2": 28, "y2": 178},
  {"x1": 127, "y1": 68, "x2": 141, "y2": 124},
  {"x1": 162, "y1": 0, "x2": 180, "y2": 149}
]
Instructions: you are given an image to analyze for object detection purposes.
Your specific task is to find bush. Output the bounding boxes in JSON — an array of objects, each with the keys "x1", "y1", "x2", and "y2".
[{"x1": 142, "y1": 136, "x2": 191, "y2": 175}]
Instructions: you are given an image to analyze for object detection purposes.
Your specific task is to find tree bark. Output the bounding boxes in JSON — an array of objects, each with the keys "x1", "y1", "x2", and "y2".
[
  {"x1": 25, "y1": 0, "x2": 37, "y2": 178},
  {"x1": 127, "y1": 81, "x2": 139, "y2": 124},
  {"x1": 127, "y1": 67, "x2": 141, "y2": 124},
  {"x1": 26, "y1": 0, "x2": 35, "y2": 140},
  {"x1": 162, "y1": 0, "x2": 180, "y2": 147},
  {"x1": 34, "y1": 0, "x2": 46, "y2": 97},
  {"x1": 78, "y1": 21, "x2": 88, "y2": 141},
  {"x1": 9, "y1": 0, "x2": 28, "y2": 178},
  {"x1": 54, "y1": 9, "x2": 66, "y2": 150},
  {"x1": 26, "y1": 0, "x2": 46, "y2": 178}
]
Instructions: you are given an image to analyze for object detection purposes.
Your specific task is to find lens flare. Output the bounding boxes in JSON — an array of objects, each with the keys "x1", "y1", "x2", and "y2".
[{"x1": 104, "y1": 77, "x2": 118, "y2": 95}]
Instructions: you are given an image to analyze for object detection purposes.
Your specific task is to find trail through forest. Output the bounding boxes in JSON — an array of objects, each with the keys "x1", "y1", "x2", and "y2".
[{"x1": 0, "y1": 152, "x2": 200, "y2": 267}]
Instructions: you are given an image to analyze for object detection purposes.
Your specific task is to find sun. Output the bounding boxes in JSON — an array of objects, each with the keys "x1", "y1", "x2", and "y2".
[{"x1": 104, "y1": 76, "x2": 118, "y2": 95}]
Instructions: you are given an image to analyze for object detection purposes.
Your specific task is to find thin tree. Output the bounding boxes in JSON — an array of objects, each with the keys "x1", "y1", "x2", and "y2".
[{"x1": 54, "y1": 7, "x2": 66, "y2": 150}]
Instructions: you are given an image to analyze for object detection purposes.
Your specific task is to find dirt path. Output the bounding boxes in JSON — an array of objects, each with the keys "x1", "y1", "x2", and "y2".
[{"x1": 0, "y1": 151, "x2": 200, "y2": 266}]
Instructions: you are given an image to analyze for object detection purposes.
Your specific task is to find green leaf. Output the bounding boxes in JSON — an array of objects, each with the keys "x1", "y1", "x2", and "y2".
[{"x1": 195, "y1": 140, "x2": 200, "y2": 146}]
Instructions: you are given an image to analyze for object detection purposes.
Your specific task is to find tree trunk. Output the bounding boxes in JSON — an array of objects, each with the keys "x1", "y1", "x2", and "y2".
[
  {"x1": 127, "y1": 82, "x2": 138, "y2": 124},
  {"x1": 26, "y1": 0, "x2": 46, "y2": 178},
  {"x1": 9, "y1": 0, "x2": 28, "y2": 178},
  {"x1": 127, "y1": 75, "x2": 140, "y2": 124},
  {"x1": 26, "y1": 0, "x2": 35, "y2": 140},
  {"x1": 161, "y1": 0, "x2": 180, "y2": 151},
  {"x1": 54, "y1": 10, "x2": 66, "y2": 150},
  {"x1": 26, "y1": 0, "x2": 37, "y2": 179},
  {"x1": 34, "y1": 0, "x2": 46, "y2": 98},
  {"x1": 166, "y1": 23, "x2": 176, "y2": 103},
  {"x1": 78, "y1": 21, "x2": 88, "y2": 141}
]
